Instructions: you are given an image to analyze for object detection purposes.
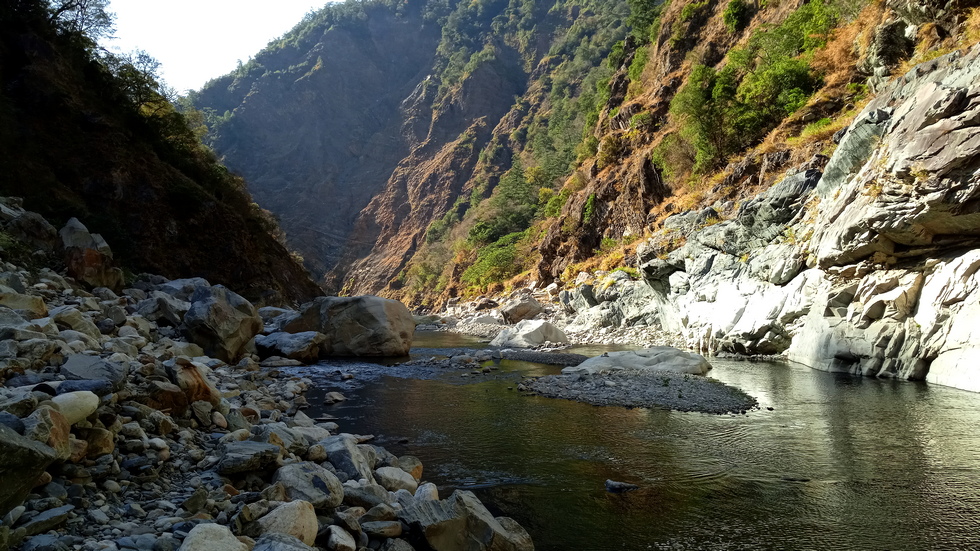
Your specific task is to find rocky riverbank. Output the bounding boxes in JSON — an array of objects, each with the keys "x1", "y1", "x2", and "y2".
[{"x1": 0, "y1": 200, "x2": 533, "y2": 551}]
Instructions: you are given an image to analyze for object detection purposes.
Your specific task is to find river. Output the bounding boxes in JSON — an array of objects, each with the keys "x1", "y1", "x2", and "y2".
[{"x1": 297, "y1": 331, "x2": 980, "y2": 550}]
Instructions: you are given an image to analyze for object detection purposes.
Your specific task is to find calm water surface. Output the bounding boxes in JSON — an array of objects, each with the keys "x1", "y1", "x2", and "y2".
[{"x1": 302, "y1": 332, "x2": 980, "y2": 550}]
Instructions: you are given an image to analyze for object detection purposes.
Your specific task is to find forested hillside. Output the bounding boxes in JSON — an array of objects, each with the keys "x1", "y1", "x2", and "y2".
[
  {"x1": 0, "y1": 0, "x2": 321, "y2": 304},
  {"x1": 194, "y1": 0, "x2": 980, "y2": 309}
]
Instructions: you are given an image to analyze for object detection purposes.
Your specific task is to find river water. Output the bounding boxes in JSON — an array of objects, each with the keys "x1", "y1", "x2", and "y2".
[{"x1": 300, "y1": 332, "x2": 980, "y2": 550}]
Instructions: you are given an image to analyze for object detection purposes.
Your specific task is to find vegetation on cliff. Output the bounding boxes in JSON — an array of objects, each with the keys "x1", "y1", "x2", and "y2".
[
  {"x1": 192, "y1": 0, "x2": 980, "y2": 309},
  {"x1": 0, "y1": 0, "x2": 320, "y2": 304}
]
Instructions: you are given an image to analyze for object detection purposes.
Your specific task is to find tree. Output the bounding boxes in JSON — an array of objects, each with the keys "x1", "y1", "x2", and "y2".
[{"x1": 47, "y1": 0, "x2": 114, "y2": 40}]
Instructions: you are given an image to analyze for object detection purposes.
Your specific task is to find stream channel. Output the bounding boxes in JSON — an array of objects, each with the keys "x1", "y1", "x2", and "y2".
[{"x1": 286, "y1": 331, "x2": 980, "y2": 550}]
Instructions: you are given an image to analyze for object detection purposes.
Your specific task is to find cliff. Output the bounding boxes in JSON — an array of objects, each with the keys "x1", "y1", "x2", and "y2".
[
  {"x1": 558, "y1": 43, "x2": 980, "y2": 392},
  {"x1": 0, "y1": 0, "x2": 321, "y2": 305},
  {"x1": 194, "y1": 0, "x2": 632, "y2": 300}
]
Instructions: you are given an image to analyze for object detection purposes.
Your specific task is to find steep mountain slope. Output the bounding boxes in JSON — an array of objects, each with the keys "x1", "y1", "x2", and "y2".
[
  {"x1": 194, "y1": 0, "x2": 979, "y2": 314},
  {"x1": 194, "y1": 0, "x2": 631, "y2": 299},
  {"x1": 0, "y1": 0, "x2": 321, "y2": 304}
]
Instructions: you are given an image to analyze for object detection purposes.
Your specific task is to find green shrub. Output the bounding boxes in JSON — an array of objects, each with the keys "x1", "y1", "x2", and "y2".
[
  {"x1": 461, "y1": 231, "x2": 527, "y2": 287},
  {"x1": 582, "y1": 193, "x2": 597, "y2": 224},
  {"x1": 723, "y1": 0, "x2": 751, "y2": 32}
]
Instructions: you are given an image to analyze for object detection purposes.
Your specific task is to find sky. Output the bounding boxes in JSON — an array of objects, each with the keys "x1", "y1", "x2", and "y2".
[{"x1": 104, "y1": 0, "x2": 334, "y2": 93}]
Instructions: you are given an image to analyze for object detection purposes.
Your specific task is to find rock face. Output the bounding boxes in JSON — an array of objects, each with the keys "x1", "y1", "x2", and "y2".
[
  {"x1": 563, "y1": 348, "x2": 711, "y2": 377},
  {"x1": 490, "y1": 320, "x2": 568, "y2": 348},
  {"x1": 559, "y1": 45, "x2": 980, "y2": 392},
  {"x1": 181, "y1": 285, "x2": 262, "y2": 363},
  {"x1": 279, "y1": 296, "x2": 414, "y2": 357}
]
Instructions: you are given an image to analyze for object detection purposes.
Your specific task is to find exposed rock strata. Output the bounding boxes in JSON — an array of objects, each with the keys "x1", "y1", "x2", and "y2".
[{"x1": 555, "y1": 46, "x2": 980, "y2": 392}]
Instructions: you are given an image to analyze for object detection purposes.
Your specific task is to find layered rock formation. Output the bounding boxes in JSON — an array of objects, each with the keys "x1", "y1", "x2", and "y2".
[{"x1": 558, "y1": 45, "x2": 980, "y2": 392}]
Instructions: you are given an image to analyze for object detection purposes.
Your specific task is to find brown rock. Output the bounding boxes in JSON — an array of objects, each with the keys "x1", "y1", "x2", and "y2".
[
  {"x1": 80, "y1": 427, "x2": 115, "y2": 458},
  {"x1": 68, "y1": 436, "x2": 88, "y2": 462},
  {"x1": 212, "y1": 411, "x2": 228, "y2": 429},
  {"x1": 171, "y1": 360, "x2": 221, "y2": 406},
  {"x1": 139, "y1": 379, "x2": 189, "y2": 416}
]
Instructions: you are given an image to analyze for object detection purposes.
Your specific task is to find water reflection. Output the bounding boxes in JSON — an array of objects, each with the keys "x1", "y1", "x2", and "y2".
[{"x1": 304, "y1": 338, "x2": 980, "y2": 550}]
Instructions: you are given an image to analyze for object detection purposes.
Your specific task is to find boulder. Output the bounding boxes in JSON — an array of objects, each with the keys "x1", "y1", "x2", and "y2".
[
  {"x1": 0, "y1": 424, "x2": 58, "y2": 517},
  {"x1": 50, "y1": 391, "x2": 99, "y2": 425},
  {"x1": 375, "y1": 466, "x2": 418, "y2": 493},
  {"x1": 361, "y1": 521, "x2": 402, "y2": 538},
  {"x1": 156, "y1": 278, "x2": 211, "y2": 301},
  {"x1": 257, "y1": 500, "x2": 318, "y2": 546},
  {"x1": 180, "y1": 285, "x2": 261, "y2": 363},
  {"x1": 49, "y1": 307, "x2": 102, "y2": 341},
  {"x1": 399, "y1": 490, "x2": 533, "y2": 551},
  {"x1": 58, "y1": 218, "x2": 124, "y2": 291},
  {"x1": 138, "y1": 379, "x2": 189, "y2": 416},
  {"x1": 168, "y1": 358, "x2": 221, "y2": 406},
  {"x1": 499, "y1": 296, "x2": 543, "y2": 324},
  {"x1": 279, "y1": 296, "x2": 413, "y2": 357},
  {"x1": 314, "y1": 434, "x2": 376, "y2": 482},
  {"x1": 0, "y1": 292, "x2": 46, "y2": 317},
  {"x1": 254, "y1": 332, "x2": 326, "y2": 364},
  {"x1": 489, "y1": 320, "x2": 569, "y2": 348},
  {"x1": 135, "y1": 291, "x2": 191, "y2": 327},
  {"x1": 325, "y1": 525, "x2": 356, "y2": 551},
  {"x1": 217, "y1": 441, "x2": 282, "y2": 475},
  {"x1": 23, "y1": 406, "x2": 70, "y2": 460},
  {"x1": 272, "y1": 462, "x2": 344, "y2": 509},
  {"x1": 253, "y1": 533, "x2": 316, "y2": 551},
  {"x1": 177, "y1": 523, "x2": 248, "y2": 551},
  {"x1": 563, "y1": 347, "x2": 710, "y2": 377}
]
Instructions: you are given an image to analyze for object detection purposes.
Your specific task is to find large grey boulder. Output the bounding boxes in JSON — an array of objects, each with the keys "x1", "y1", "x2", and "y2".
[
  {"x1": 135, "y1": 291, "x2": 191, "y2": 327},
  {"x1": 563, "y1": 347, "x2": 711, "y2": 377},
  {"x1": 398, "y1": 490, "x2": 533, "y2": 551},
  {"x1": 61, "y1": 354, "x2": 129, "y2": 391},
  {"x1": 313, "y1": 434, "x2": 376, "y2": 483},
  {"x1": 217, "y1": 441, "x2": 281, "y2": 475},
  {"x1": 0, "y1": 424, "x2": 59, "y2": 517},
  {"x1": 280, "y1": 296, "x2": 413, "y2": 357},
  {"x1": 180, "y1": 285, "x2": 261, "y2": 363},
  {"x1": 272, "y1": 462, "x2": 344, "y2": 509},
  {"x1": 489, "y1": 320, "x2": 568, "y2": 348},
  {"x1": 499, "y1": 296, "x2": 543, "y2": 324},
  {"x1": 254, "y1": 332, "x2": 326, "y2": 364}
]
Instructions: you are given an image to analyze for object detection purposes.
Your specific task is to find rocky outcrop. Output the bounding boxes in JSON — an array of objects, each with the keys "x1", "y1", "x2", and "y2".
[
  {"x1": 279, "y1": 296, "x2": 414, "y2": 357},
  {"x1": 557, "y1": 45, "x2": 980, "y2": 392}
]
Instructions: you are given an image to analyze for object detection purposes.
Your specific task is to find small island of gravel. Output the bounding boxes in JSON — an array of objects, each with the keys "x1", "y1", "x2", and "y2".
[{"x1": 525, "y1": 370, "x2": 759, "y2": 414}]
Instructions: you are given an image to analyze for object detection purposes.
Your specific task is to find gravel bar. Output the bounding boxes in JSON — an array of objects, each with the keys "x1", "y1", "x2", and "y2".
[{"x1": 526, "y1": 369, "x2": 759, "y2": 414}]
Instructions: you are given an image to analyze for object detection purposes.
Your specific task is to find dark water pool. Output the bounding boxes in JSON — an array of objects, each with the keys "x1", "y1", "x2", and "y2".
[{"x1": 299, "y1": 333, "x2": 980, "y2": 550}]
